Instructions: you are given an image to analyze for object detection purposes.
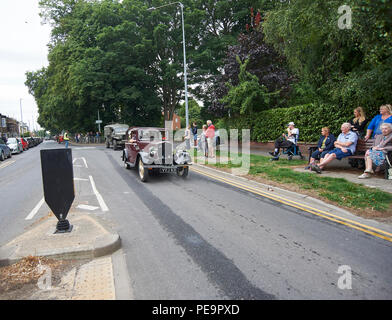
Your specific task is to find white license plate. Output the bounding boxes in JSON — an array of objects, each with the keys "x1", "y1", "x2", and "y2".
[{"x1": 160, "y1": 168, "x2": 176, "y2": 173}]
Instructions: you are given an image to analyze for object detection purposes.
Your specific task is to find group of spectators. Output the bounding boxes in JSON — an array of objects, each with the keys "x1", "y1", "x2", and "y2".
[
  {"x1": 184, "y1": 120, "x2": 216, "y2": 158},
  {"x1": 269, "y1": 104, "x2": 392, "y2": 179},
  {"x1": 74, "y1": 132, "x2": 102, "y2": 144}
]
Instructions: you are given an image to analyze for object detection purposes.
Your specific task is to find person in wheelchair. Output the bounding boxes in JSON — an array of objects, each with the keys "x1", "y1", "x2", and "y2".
[
  {"x1": 305, "y1": 127, "x2": 335, "y2": 170},
  {"x1": 270, "y1": 122, "x2": 299, "y2": 160}
]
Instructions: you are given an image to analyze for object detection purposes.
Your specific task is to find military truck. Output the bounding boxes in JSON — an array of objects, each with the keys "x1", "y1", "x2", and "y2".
[{"x1": 104, "y1": 123, "x2": 129, "y2": 150}]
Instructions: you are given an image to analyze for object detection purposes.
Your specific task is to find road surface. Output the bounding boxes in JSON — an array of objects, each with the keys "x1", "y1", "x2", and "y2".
[{"x1": 0, "y1": 141, "x2": 391, "y2": 299}]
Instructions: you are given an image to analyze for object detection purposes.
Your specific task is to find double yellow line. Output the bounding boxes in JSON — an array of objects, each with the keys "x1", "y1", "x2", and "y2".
[
  {"x1": 191, "y1": 166, "x2": 392, "y2": 243},
  {"x1": 0, "y1": 160, "x2": 15, "y2": 170}
]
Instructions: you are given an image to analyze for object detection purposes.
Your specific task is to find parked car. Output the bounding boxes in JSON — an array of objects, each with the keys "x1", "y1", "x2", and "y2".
[
  {"x1": 123, "y1": 127, "x2": 192, "y2": 182},
  {"x1": 6, "y1": 137, "x2": 23, "y2": 154},
  {"x1": 25, "y1": 137, "x2": 36, "y2": 147},
  {"x1": 57, "y1": 135, "x2": 63, "y2": 144},
  {"x1": 0, "y1": 138, "x2": 12, "y2": 161},
  {"x1": 104, "y1": 123, "x2": 129, "y2": 150},
  {"x1": 20, "y1": 137, "x2": 29, "y2": 150}
]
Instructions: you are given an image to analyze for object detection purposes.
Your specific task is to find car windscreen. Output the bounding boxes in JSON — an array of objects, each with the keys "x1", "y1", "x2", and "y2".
[
  {"x1": 114, "y1": 127, "x2": 128, "y2": 134},
  {"x1": 139, "y1": 130, "x2": 167, "y2": 141},
  {"x1": 7, "y1": 138, "x2": 17, "y2": 144}
]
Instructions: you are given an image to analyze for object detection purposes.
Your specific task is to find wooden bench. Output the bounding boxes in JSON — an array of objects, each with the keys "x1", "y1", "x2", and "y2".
[
  {"x1": 308, "y1": 139, "x2": 392, "y2": 179},
  {"x1": 308, "y1": 139, "x2": 372, "y2": 161}
]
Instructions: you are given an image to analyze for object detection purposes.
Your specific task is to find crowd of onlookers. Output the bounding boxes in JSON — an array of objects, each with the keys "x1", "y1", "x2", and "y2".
[
  {"x1": 269, "y1": 104, "x2": 392, "y2": 179},
  {"x1": 184, "y1": 120, "x2": 216, "y2": 158},
  {"x1": 73, "y1": 132, "x2": 102, "y2": 144}
]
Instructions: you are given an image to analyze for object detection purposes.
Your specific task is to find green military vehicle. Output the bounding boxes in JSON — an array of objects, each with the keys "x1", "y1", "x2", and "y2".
[{"x1": 104, "y1": 123, "x2": 129, "y2": 150}]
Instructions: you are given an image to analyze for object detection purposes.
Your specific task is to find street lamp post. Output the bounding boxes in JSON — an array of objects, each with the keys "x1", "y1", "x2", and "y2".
[
  {"x1": 147, "y1": 2, "x2": 189, "y2": 129},
  {"x1": 19, "y1": 98, "x2": 23, "y2": 137}
]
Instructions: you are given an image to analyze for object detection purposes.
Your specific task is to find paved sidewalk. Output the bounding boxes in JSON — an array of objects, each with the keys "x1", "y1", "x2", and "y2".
[
  {"x1": 0, "y1": 211, "x2": 126, "y2": 300},
  {"x1": 29, "y1": 256, "x2": 116, "y2": 300}
]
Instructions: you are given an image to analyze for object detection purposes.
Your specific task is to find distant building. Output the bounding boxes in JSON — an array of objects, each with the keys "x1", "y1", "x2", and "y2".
[
  {"x1": 172, "y1": 114, "x2": 181, "y2": 131},
  {"x1": 162, "y1": 112, "x2": 182, "y2": 131},
  {"x1": 0, "y1": 113, "x2": 22, "y2": 139}
]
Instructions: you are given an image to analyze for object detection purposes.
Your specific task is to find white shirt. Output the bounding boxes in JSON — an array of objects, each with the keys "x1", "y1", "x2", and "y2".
[{"x1": 287, "y1": 128, "x2": 299, "y2": 144}]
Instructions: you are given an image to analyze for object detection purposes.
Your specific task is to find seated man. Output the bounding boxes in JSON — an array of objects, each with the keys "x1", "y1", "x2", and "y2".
[
  {"x1": 270, "y1": 122, "x2": 299, "y2": 160},
  {"x1": 311, "y1": 123, "x2": 358, "y2": 174},
  {"x1": 305, "y1": 127, "x2": 335, "y2": 170}
]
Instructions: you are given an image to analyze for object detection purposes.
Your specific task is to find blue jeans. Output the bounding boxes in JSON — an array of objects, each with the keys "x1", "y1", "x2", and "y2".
[{"x1": 65, "y1": 140, "x2": 69, "y2": 148}]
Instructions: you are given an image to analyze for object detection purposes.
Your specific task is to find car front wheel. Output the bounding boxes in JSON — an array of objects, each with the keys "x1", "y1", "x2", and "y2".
[
  {"x1": 177, "y1": 166, "x2": 189, "y2": 178},
  {"x1": 138, "y1": 158, "x2": 148, "y2": 182},
  {"x1": 123, "y1": 153, "x2": 130, "y2": 169}
]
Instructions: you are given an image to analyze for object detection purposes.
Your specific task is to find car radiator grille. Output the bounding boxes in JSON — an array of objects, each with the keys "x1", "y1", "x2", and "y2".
[{"x1": 159, "y1": 142, "x2": 173, "y2": 165}]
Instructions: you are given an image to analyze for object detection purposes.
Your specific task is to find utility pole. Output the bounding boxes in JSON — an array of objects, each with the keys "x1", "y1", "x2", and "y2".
[
  {"x1": 147, "y1": 2, "x2": 189, "y2": 128},
  {"x1": 20, "y1": 98, "x2": 23, "y2": 137},
  {"x1": 98, "y1": 109, "x2": 101, "y2": 133}
]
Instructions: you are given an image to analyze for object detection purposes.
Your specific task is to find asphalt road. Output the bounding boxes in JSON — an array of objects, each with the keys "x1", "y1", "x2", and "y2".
[{"x1": 0, "y1": 141, "x2": 391, "y2": 299}]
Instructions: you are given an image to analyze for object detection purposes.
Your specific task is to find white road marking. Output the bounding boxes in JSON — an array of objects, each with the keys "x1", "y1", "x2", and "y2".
[
  {"x1": 89, "y1": 175, "x2": 109, "y2": 212},
  {"x1": 74, "y1": 177, "x2": 89, "y2": 181},
  {"x1": 0, "y1": 160, "x2": 15, "y2": 169},
  {"x1": 25, "y1": 197, "x2": 45, "y2": 220},
  {"x1": 82, "y1": 157, "x2": 88, "y2": 168},
  {"x1": 77, "y1": 204, "x2": 99, "y2": 211},
  {"x1": 73, "y1": 157, "x2": 88, "y2": 168}
]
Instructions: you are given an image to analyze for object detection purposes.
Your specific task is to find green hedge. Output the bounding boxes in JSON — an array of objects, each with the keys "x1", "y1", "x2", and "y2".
[{"x1": 217, "y1": 103, "x2": 353, "y2": 143}]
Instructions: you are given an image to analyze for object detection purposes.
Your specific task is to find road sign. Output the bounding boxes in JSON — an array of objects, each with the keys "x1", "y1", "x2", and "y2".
[
  {"x1": 96, "y1": 120, "x2": 102, "y2": 124},
  {"x1": 40, "y1": 148, "x2": 74, "y2": 233}
]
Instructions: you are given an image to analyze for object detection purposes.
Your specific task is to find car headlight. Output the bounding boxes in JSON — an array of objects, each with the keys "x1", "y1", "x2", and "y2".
[{"x1": 149, "y1": 146, "x2": 158, "y2": 157}]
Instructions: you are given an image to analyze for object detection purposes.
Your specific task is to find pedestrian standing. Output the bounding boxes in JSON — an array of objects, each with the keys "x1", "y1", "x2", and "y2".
[
  {"x1": 89, "y1": 131, "x2": 93, "y2": 143},
  {"x1": 200, "y1": 124, "x2": 208, "y2": 157},
  {"x1": 205, "y1": 120, "x2": 215, "y2": 158},
  {"x1": 192, "y1": 122, "x2": 198, "y2": 147},
  {"x1": 64, "y1": 130, "x2": 70, "y2": 148}
]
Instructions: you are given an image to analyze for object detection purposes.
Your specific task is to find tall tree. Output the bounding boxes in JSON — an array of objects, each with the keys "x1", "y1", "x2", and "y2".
[{"x1": 262, "y1": 0, "x2": 392, "y2": 114}]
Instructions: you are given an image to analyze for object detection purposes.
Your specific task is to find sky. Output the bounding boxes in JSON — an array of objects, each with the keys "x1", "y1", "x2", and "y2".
[{"x1": 0, "y1": 0, "x2": 52, "y2": 131}]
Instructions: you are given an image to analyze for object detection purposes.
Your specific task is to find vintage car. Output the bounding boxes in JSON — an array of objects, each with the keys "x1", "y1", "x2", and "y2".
[
  {"x1": 122, "y1": 127, "x2": 192, "y2": 182},
  {"x1": 104, "y1": 123, "x2": 129, "y2": 150}
]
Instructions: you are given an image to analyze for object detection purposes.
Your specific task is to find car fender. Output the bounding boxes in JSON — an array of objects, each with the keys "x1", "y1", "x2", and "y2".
[
  {"x1": 123, "y1": 148, "x2": 130, "y2": 161},
  {"x1": 139, "y1": 151, "x2": 154, "y2": 165}
]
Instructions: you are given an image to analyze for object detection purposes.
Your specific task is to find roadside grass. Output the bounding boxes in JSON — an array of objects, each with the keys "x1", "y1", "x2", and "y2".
[{"x1": 191, "y1": 150, "x2": 392, "y2": 212}]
